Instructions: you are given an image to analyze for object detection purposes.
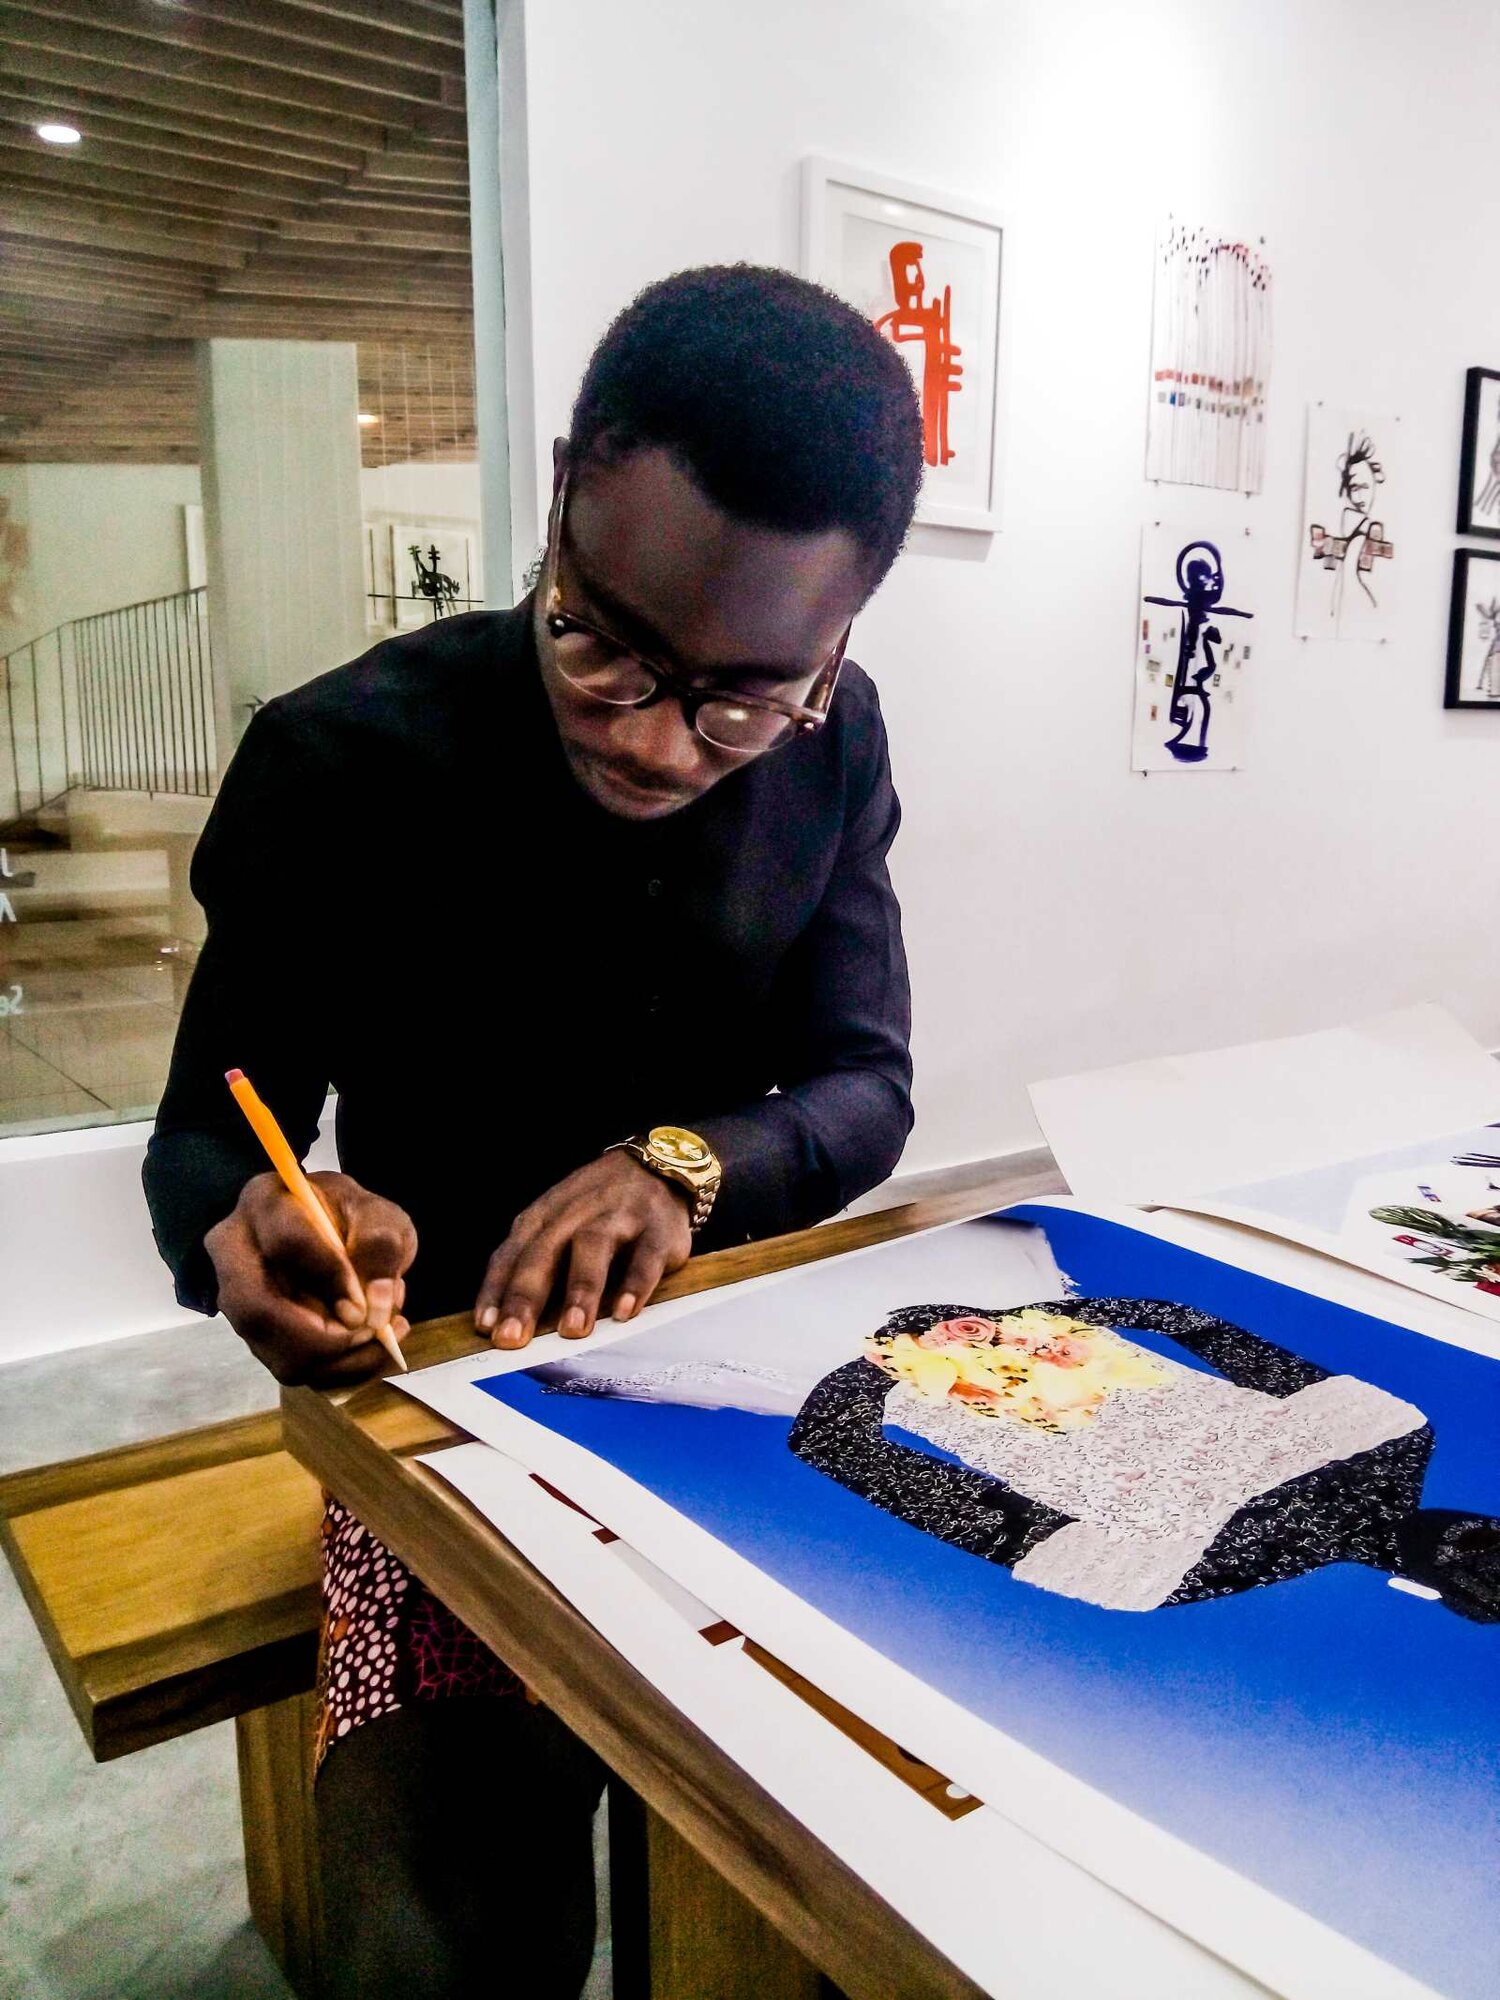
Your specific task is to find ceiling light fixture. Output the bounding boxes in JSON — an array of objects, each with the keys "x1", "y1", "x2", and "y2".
[
  {"x1": 357, "y1": 412, "x2": 379, "y2": 426},
  {"x1": 36, "y1": 122, "x2": 82, "y2": 146}
]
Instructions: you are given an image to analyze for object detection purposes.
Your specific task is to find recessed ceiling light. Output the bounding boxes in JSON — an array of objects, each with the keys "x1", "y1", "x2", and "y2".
[
  {"x1": 36, "y1": 122, "x2": 82, "y2": 146},
  {"x1": 357, "y1": 412, "x2": 379, "y2": 427}
]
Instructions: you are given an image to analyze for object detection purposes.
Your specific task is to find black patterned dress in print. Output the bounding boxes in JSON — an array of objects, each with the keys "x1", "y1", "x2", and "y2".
[{"x1": 787, "y1": 1298, "x2": 1433, "y2": 1612}]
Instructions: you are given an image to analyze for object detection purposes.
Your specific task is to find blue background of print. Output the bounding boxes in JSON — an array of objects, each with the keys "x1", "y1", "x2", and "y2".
[{"x1": 477, "y1": 1207, "x2": 1500, "y2": 1996}]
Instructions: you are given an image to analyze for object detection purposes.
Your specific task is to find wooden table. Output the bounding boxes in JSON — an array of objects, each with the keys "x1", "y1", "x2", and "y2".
[{"x1": 282, "y1": 1156, "x2": 1064, "y2": 2000}]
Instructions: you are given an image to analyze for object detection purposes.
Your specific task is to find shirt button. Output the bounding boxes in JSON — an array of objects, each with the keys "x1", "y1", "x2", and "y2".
[
  {"x1": 647, "y1": 994, "x2": 663, "y2": 1014},
  {"x1": 646, "y1": 878, "x2": 663, "y2": 898}
]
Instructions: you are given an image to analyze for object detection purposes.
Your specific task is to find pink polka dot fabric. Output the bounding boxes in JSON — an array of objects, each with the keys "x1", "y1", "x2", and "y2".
[{"x1": 314, "y1": 1496, "x2": 524, "y2": 1771}]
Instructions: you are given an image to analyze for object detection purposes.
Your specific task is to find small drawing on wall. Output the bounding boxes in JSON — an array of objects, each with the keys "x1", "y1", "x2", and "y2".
[
  {"x1": 802, "y1": 157, "x2": 1003, "y2": 532},
  {"x1": 1444, "y1": 548, "x2": 1500, "y2": 708},
  {"x1": 1145, "y1": 221, "x2": 1272, "y2": 494},
  {"x1": 389, "y1": 524, "x2": 478, "y2": 630},
  {"x1": 1294, "y1": 405, "x2": 1399, "y2": 642},
  {"x1": 1132, "y1": 522, "x2": 1257, "y2": 772},
  {"x1": 1456, "y1": 367, "x2": 1500, "y2": 539}
]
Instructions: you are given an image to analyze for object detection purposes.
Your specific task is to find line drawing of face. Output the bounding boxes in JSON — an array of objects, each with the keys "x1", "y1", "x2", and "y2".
[{"x1": 1337, "y1": 431, "x2": 1384, "y2": 518}]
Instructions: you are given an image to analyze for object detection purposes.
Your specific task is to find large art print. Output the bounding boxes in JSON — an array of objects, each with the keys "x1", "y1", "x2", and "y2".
[
  {"x1": 409, "y1": 1204, "x2": 1500, "y2": 2000},
  {"x1": 1185, "y1": 1121, "x2": 1500, "y2": 1317}
]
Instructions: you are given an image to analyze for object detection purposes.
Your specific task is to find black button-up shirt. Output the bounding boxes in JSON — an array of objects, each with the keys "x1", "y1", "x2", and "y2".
[{"x1": 144, "y1": 602, "x2": 913, "y2": 1325}]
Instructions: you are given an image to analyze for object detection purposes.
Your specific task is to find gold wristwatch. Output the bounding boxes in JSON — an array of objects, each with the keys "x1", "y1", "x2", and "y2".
[{"x1": 616, "y1": 1125, "x2": 722, "y2": 1233}]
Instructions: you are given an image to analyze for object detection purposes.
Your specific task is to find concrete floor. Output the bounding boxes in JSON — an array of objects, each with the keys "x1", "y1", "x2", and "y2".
[
  {"x1": 0, "y1": 1319, "x2": 612, "y2": 2000},
  {"x1": 0, "y1": 1322, "x2": 292, "y2": 2000}
]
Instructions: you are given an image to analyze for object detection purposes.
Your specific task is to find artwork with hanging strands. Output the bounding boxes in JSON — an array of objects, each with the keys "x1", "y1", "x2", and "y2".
[{"x1": 1146, "y1": 223, "x2": 1272, "y2": 494}]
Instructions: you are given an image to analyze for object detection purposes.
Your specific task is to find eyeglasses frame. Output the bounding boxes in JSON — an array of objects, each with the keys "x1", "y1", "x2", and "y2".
[{"x1": 540, "y1": 470, "x2": 851, "y2": 749}]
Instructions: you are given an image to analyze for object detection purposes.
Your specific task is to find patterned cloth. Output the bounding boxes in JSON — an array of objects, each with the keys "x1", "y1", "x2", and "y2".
[{"x1": 313, "y1": 1496, "x2": 525, "y2": 1773}]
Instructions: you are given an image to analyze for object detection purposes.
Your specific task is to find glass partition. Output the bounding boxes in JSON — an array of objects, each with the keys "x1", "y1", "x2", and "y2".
[{"x1": 0, "y1": 1, "x2": 481, "y2": 1138}]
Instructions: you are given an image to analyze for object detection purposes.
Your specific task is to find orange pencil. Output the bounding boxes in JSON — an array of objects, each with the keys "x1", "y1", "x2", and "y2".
[{"x1": 225, "y1": 1067, "x2": 407, "y2": 1373}]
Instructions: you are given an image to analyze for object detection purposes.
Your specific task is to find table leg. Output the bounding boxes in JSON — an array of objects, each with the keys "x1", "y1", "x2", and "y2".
[
  {"x1": 236, "y1": 1689, "x2": 324, "y2": 1999},
  {"x1": 610, "y1": 1777, "x2": 836, "y2": 2000}
]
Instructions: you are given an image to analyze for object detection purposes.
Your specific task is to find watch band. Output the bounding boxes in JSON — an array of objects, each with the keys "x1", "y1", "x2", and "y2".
[{"x1": 679, "y1": 1180, "x2": 718, "y2": 1232}]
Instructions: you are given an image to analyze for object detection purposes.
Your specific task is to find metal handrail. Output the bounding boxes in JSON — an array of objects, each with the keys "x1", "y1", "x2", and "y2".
[{"x1": 0, "y1": 587, "x2": 217, "y2": 823}]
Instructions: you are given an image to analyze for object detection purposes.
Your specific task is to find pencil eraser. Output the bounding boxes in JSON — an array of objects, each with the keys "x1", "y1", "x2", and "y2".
[{"x1": 225, "y1": 1068, "x2": 245, "y2": 1086}]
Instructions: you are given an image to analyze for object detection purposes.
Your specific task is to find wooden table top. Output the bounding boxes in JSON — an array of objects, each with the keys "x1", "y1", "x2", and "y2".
[
  {"x1": 0, "y1": 1406, "x2": 325, "y2": 1760},
  {"x1": 281, "y1": 1154, "x2": 1065, "y2": 2000}
]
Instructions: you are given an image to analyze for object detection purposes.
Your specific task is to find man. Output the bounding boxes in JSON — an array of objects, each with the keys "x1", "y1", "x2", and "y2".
[{"x1": 144, "y1": 263, "x2": 923, "y2": 1997}]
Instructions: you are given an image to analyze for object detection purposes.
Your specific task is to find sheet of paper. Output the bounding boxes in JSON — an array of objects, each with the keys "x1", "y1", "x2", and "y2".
[
  {"x1": 1029, "y1": 1004, "x2": 1500, "y2": 1202},
  {"x1": 1028, "y1": 1004, "x2": 1500, "y2": 1321},
  {"x1": 421, "y1": 1439, "x2": 1270, "y2": 2000},
  {"x1": 401, "y1": 1200, "x2": 1491, "y2": 2000},
  {"x1": 1185, "y1": 1123, "x2": 1500, "y2": 1322}
]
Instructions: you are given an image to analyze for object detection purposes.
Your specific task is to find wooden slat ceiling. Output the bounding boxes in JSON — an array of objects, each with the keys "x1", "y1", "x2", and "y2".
[{"x1": 0, "y1": 0, "x2": 475, "y2": 467}]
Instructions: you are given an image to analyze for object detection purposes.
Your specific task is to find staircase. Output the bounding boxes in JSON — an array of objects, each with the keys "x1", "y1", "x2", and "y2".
[
  {"x1": 0, "y1": 587, "x2": 217, "y2": 827},
  {"x1": 1, "y1": 590, "x2": 218, "y2": 1134}
]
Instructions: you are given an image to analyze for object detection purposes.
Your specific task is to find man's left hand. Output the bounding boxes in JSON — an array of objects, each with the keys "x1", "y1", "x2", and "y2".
[{"x1": 474, "y1": 1151, "x2": 693, "y2": 1349}]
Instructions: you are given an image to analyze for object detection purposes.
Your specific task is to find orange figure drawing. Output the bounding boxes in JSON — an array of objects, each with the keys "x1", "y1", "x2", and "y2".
[{"x1": 873, "y1": 241, "x2": 963, "y2": 469}]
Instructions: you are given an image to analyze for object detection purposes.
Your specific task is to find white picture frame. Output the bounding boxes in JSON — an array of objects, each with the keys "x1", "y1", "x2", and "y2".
[
  {"x1": 389, "y1": 524, "x2": 479, "y2": 631},
  {"x1": 801, "y1": 157, "x2": 1005, "y2": 533}
]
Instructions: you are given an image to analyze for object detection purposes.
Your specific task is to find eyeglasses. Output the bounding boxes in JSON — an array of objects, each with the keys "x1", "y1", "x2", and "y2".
[{"x1": 541, "y1": 473, "x2": 850, "y2": 755}]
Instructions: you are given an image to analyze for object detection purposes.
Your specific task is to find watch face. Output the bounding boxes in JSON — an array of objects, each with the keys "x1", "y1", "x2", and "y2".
[{"x1": 647, "y1": 1125, "x2": 710, "y2": 1167}]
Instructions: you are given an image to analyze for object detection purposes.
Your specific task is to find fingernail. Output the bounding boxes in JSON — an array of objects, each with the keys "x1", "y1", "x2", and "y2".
[
  {"x1": 477, "y1": 1305, "x2": 498, "y2": 1331},
  {"x1": 334, "y1": 1299, "x2": 363, "y2": 1328},
  {"x1": 365, "y1": 1279, "x2": 394, "y2": 1327},
  {"x1": 614, "y1": 1293, "x2": 637, "y2": 1322},
  {"x1": 496, "y1": 1316, "x2": 525, "y2": 1348},
  {"x1": 562, "y1": 1305, "x2": 586, "y2": 1335}
]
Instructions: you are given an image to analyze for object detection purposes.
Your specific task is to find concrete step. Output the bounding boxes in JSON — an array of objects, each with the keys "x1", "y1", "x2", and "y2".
[{"x1": 3, "y1": 848, "x2": 169, "y2": 923}]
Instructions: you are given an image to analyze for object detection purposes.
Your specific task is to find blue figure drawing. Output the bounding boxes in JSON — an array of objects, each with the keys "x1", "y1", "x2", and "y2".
[{"x1": 1144, "y1": 540, "x2": 1252, "y2": 763}]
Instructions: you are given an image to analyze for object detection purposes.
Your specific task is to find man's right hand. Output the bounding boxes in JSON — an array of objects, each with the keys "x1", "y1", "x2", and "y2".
[{"x1": 206, "y1": 1171, "x2": 418, "y2": 1386}]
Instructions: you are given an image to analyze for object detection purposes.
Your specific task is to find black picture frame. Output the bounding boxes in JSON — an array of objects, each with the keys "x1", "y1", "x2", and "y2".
[
  {"x1": 1444, "y1": 547, "x2": 1500, "y2": 709},
  {"x1": 1456, "y1": 366, "x2": 1500, "y2": 538}
]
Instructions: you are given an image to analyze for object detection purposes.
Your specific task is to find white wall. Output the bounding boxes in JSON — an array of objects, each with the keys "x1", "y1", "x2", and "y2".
[
  {"x1": 0, "y1": 1109, "x2": 339, "y2": 1365},
  {"x1": 514, "y1": 0, "x2": 1500, "y2": 1173},
  {"x1": 0, "y1": 463, "x2": 201, "y2": 657},
  {"x1": 360, "y1": 458, "x2": 481, "y2": 527}
]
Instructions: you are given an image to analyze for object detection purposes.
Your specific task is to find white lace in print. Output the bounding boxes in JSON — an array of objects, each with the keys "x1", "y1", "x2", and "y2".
[{"x1": 883, "y1": 1356, "x2": 1423, "y2": 1609}]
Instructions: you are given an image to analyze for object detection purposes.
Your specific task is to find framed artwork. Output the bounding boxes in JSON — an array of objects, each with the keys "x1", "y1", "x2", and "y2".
[
  {"x1": 1294, "y1": 405, "x2": 1400, "y2": 642},
  {"x1": 801, "y1": 157, "x2": 1004, "y2": 532},
  {"x1": 1131, "y1": 519, "x2": 1258, "y2": 772},
  {"x1": 1456, "y1": 367, "x2": 1500, "y2": 539},
  {"x1": 1444, "y1": 548, "x2": 1500, "y2": 708},
  {"x1": 389, "y1": 523, "x2": 479, "y2": 630}
]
